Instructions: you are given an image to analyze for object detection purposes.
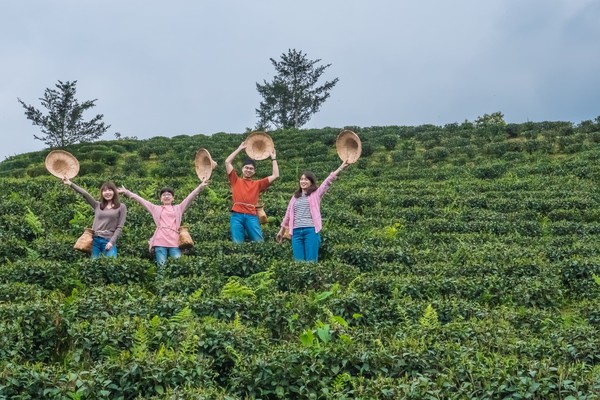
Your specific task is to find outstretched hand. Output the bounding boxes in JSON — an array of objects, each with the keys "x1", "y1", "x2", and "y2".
[
  {"x1": 62, "y1": 176, "x2": 72, "y2": 185},
  {"x1": 199, "y1": 177, "x2": 210, "y2": 189},
  {"x1": 117, "y1": 186, "x2": 127, "y2": 194},
  {"x1": 238, "y1": 140, "x2": 248, "y2": 151},
  {"x1": 335, "y1": 159, "x2": 350, "y2": 174}
]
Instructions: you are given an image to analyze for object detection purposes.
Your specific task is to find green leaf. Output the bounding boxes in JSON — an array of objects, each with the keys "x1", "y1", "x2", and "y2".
[{"x1": 300, "y1": 329, "x2": 314, "y2": 347}]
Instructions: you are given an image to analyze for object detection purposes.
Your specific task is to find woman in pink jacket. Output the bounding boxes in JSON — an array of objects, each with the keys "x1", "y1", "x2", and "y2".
[
  {"x1": 118, "y1": 179, "x2": 208, "y2": 265},
  {"x1": 276, "y1": 160, "x2": 349, "y2": 262}
]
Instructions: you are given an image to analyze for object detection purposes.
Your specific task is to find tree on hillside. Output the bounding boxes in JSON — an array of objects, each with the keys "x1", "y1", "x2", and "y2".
[
  {"x1": 255, "y1": 49, "x2": 339, "y2": 130},
  {"x1": 18, "y1": 80, "x2": 110, "y2": 148},
  {"x1": 475, "y1": 111, "x2": 506, "y2": 128}
]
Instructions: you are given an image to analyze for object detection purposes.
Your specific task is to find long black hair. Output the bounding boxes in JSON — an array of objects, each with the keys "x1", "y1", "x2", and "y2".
[
  {"x1": 293, "y1": 171, "x2": 318, "y2": 198},
  {"x1": 99, "y1": 182, "x2": 121, "y2": 210}
]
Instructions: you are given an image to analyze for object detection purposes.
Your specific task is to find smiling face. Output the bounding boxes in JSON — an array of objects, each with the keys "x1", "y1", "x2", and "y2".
[
  {"x1": 299, "y1": 175, "x2": 312, "y2": 191},
  {"x1": 102, "y1": 187, "x2": 115, "y2": 202},
  {"x1": 99, "y1": 182, "x2": 119, "y2": 206},
  {"x1": 160, "y1": 191, "x2": 174, "y2": 205},
  {"x1": 242, "y1": 164, "x2": 256, "y2": 178},
  {"x1": 298, "y1": 172, "x2": 317, "y2": 195}
]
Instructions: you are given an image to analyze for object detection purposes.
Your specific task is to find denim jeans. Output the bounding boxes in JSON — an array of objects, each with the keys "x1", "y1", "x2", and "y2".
[
  {"x1": 91, "y1": 236, "x2": 117, "y2": 259},
  {"x1": 230, "y1": 212, "x2": 263, "y2": 243},
  {"x1": 291, "y1": 227, "x2": 321, "y2": 262},
  {"x1": 154, "y1": 246, "x2": 181, "y2": 265}
]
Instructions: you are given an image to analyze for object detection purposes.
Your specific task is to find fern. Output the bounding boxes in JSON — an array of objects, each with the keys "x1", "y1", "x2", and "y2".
[
  {"x1": 180, "y1": 333, "x2": 199, "y2": 358},
  {"x1": 188, "y1": 287, "x2": 204, "y2": 302},
  {"x1": 68, "y1": 204, "x2": 91, "y2": 230},
  {"x1": 170, "y1": 306, "x2": 193, "y2": 325},
  {"x1": 232, "y1": 312, "x2": 243, "y2": 329},
  {"x1": 220, "y1": 277, "x2": 256, "y2": 300},
  {"x1": 419, "y1": 304, "x2": 440, "y2": 329},
  {"x1": 24, "y1": 207, "x2": 44, "y2": 236},
  {"x1": 148, "y1": 315, "x2": 161, "y2": 339},
  {"x1": 132, "y1": 319, "x2": 148, "y2": 360},
  {"x1": 64, "y1": 288, "x2": 79, "y2": 307},
  {"x1": 225, "y1": 345, "x2": 241, "y2": 364},
  {"x1": 331, "y1": 372, "x2": 352, "y2": 393},
  {"x1": 247, "y1": 270, "x2": 275, "y2": 294},
  {"x1": 593, "y1": 274, "x2": 600, "y2": 288}
]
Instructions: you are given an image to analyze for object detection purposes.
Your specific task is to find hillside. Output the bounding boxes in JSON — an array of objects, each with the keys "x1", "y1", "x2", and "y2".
[{"x1": 1, "y1": 122, "x2": 599, "y2": 399}]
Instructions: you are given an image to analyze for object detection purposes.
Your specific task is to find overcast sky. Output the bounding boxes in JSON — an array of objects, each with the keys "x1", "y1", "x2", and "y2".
[{"x1": 2, "y1": 0, "x2": 599, "y2": 161}]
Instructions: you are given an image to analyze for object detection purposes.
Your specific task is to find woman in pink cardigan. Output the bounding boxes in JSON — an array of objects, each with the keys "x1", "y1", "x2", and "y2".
[
  {"x1": 276, "y1": 160, "x2": 349, "y2": 262},
  {"x1": 118, "y1": 179, "x2": 208, "y2": 265}
]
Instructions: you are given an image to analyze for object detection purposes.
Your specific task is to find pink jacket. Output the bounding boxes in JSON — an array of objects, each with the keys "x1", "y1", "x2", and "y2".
[
  {"x1": 281, "y1": 172, "x2": 337, "y2": 235},
  {"x1": 123, "y1": 185, "x2": 204, "y2": 250}
]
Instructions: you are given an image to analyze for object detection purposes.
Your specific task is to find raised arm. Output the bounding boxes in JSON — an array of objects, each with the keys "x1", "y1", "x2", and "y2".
[
  {"x1": 267, "y1": 149, "x2": 279, "y2": 184},
  {"x1": 332, "y1": 159, "x2": 350, "y2": 177},
  {"x1": 63, "y1": 177, "x2": 97, "y2": 208},
  {"x1": 315, "y1": 160, "x2": 350, "y2": 198},
  {"x1": 225, "y1": 141, "x2": 247, "y2": 175},
  {"x1": 117, "y1": 186, "x2": 156, "y2": 214},
  {"x1": 179, "y1": 178, "x2": 210, "y2": 213}
]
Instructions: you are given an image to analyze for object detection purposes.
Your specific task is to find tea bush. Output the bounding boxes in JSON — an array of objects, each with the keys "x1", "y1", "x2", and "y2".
[{"x1": 1, "y1": 124, "x2": 600, "y2": 397}]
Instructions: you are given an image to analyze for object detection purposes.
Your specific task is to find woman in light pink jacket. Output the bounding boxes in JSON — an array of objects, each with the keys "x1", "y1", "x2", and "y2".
[
  {"x1": 118, "y1": 179, "x2": 208, "y2": 265},
  {"x1": 276, "y1": 160, "x2": 349, "y2": 262}
]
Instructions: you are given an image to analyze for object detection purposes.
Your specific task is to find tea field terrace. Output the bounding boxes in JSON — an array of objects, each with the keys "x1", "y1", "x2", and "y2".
[{"x1": 0, "y1": 121, "x2": 599, "y2": 398}]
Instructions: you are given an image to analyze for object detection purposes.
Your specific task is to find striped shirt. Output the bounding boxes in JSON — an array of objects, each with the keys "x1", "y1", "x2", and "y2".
[{"x1": 293, "y1": 194, "x2": 314, "y2": 228}]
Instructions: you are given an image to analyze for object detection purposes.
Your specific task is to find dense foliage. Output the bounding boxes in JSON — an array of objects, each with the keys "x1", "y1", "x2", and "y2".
[{"x1": 1, "y1": 120, "x2": 600, "y2": 399}]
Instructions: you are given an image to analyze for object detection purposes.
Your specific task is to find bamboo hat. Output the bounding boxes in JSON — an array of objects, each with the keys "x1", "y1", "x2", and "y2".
[
  {"x1": 336, "y1": 130, "x2": 362, "y2": 164},
  {"x1": 45, "y1": 150, "x2": 80, "y2": 179},
  {"x1": 194, "y1": 148, "x2": 218, "y2": 180},
  {"x1": 245, "y1": 131, "x2": 274, "y2": 161}
]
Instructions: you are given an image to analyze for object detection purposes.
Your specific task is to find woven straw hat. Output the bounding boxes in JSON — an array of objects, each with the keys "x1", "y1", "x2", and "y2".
[
  {"x1": 194, "y1": 148, "x2": 218, "y2": 180},
  {"x1": 336, "y1": 130, "x2": 362, "y2": 164},
  {"x1": 45, "y1": 150, "x2": 80, "y2": 179},
  {"x1": 245, "y1": 131, "x2": 275, "y2": 161}
]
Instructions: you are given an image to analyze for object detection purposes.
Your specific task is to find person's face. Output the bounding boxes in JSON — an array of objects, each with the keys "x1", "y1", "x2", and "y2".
[
  {"x1": 160, "y1": 192, "x2": 174, "y2": 205},
  {"x1": 299, "y1": 175, "x2": 312, "y2": 191},
  {"x1": 102, "y1": 187, "x2": 115, "y2": 201},
  {"x1": 242, "y1": 164, "x2": 256, "y2": 178}
]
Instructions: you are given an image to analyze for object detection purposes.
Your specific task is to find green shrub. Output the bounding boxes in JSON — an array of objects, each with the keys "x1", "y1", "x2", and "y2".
[
  {"x1": 423, "y1": 146, "x2": 450, "y2": 162},
  {"x1": 560, "y1": 261, "x2": 600, "y2": 299},
  {"x1": 0, "y1": 259, "x2": 79, "y2": 293},
  {"x1": 381, "y1": 135, "x2": 398, "y2": 150},
  {"x1": 78, "y1": 256, "x2": 154, "y2": 286}
]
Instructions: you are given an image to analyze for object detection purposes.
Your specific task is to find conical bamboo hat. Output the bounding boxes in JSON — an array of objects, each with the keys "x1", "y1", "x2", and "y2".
[
  {"x1": 194, "y1": 148, "x2": 218, "y2": 180},
  {"x1": 45, "y1": 150, "x2": 80, "y2": 178},
  {"x1": 335, "y1": 130, "x2": 362, "y2": 164},
  {"x1": 245, "y1": 131, "x2": 274, "y2": 161}
]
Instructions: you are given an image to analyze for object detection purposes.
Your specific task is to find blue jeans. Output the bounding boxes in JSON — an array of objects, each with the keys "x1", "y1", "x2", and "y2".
[
  {"x1": 230, "y1": 212, "x2": 263, "y2": 243},
  {"x1": 154, "y1": 246, "x2": 181, "y2": 265},
  {"x1": 291, "y1": 227, "x2": 321, "y2": 262},
  {"x1": 91, "y1": 236, "x2": 117, "y2": 259}
]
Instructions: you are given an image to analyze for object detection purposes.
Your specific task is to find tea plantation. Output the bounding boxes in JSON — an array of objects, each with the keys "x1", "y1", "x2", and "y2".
[{"x1": 0, "y1": 121, "x2": 599, "y2": 399}]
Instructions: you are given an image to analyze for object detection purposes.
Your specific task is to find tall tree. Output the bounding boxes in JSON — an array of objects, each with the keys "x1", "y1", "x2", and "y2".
[
  {"x1": 256, "y1": 49, "x2": 339, "y2": 130},
  {"x1": 18, "y1": 80, "x2": 110, "y2": 148}
]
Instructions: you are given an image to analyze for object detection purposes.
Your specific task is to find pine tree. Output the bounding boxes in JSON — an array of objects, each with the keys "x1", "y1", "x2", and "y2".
[
  {"x1": 256, "y1": 49, "x2": 339, "y2": 130},
  {"x1": 18, "y1": 80, "x2": 110, "y2": 147}
]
